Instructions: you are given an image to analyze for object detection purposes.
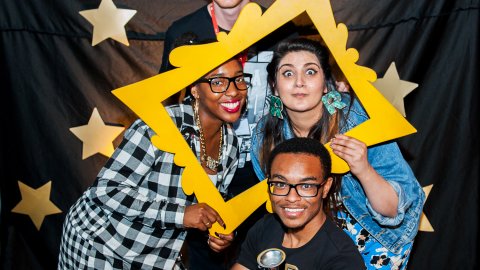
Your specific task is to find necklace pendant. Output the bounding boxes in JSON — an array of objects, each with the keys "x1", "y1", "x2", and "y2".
[{"x1": 205, "y1": 156, "x2": 218, "y2": 170}]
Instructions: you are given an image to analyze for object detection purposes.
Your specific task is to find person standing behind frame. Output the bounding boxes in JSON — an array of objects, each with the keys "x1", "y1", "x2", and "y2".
[
  {"x1": 250, "y1": 37, "x2": 425, "y2": 269},
  {"x1": 58, "y1": 51, "x2": 250, "y2": 269},
  {"x1": 233, "y1": 137, "x2": 365, "y2": 269}
]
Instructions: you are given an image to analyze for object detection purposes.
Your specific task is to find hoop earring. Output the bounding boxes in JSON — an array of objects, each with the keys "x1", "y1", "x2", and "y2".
[
  {"x1": 268, "y1": 95, "x2": 284, "y2": 119},
  {"x1": 321, "y1": 83, "x2": 346, "y2": 115}
]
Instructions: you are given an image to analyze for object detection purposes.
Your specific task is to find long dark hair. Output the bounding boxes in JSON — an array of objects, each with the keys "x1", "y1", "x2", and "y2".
[{"x1": 260, "y1": 38, "x2": 352, "y2": 214}]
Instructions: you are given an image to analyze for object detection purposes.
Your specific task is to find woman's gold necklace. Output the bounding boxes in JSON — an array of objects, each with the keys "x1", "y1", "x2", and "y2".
[{"x1": 195, "y1": 104, "x2": 223, "y2": 171}]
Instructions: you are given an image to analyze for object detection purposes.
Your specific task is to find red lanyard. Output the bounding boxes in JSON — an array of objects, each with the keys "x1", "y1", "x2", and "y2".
[
  {"x1": 209, "y1": 2, "x2": 248, "y2": 66},
  {"x1": 210, "y1": 3, "x2": 221, "y2": 35}
]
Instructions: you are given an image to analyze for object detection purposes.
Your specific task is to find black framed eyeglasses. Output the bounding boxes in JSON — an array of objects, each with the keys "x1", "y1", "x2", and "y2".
[
  {"x1": 197, "y1": 73, "x2": 252, "y2": 93},
  {"x1": 267, "y1": 181, "x2": 327, "y2": 198}
]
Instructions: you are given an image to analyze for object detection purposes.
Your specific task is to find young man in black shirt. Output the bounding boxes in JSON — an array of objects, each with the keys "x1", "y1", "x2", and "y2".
[{"x1": 233, "y1": 138, "x2": 365, "y2": 270}]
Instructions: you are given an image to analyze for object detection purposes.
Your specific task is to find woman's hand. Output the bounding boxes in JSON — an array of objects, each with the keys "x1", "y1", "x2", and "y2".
[
  {"x1": 330, "y1": 134, "x2": 399, "y2": 217},
  {"x1": 184, "y1": 203, "x2": 225, "y2": 231},
  {"x1": 330, "y1": 134, "x2": 372, "y2": 177},
  {"x1": 327, "y1": 81, "x2": 350, "y2": 93},
  {"x1": 208, "y1": 232, "x2": 235, "y2": 253}
]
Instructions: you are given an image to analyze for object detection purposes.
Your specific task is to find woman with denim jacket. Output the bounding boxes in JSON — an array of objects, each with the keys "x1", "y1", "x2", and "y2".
[{"x1": 250, "y1": 37, "x2": 425, "y2": 269}]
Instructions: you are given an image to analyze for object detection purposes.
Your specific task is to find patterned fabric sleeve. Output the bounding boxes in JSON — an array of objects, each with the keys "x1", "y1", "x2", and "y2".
[{"x1": 89, "y1": 119, "x2": 185, "y2": 229}]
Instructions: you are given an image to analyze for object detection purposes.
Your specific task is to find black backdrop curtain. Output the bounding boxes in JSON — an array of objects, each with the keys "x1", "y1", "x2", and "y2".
[{"x1": 0, "y1": 0, "x2": 478, "y2": 269}]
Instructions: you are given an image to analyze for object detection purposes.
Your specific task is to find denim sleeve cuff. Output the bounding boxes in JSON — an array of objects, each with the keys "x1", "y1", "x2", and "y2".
[{"x1": 366, "y1": 181, "x2": 408, "y2": 226}]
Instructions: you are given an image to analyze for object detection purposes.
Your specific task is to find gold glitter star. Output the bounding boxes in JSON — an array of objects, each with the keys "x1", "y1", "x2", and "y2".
[
  {"x1": 419, "y1": 184, "x2": 434, "y2": 232},
  {"x1": 70, "y1": 108, "x2": 124, "y2": 159},
  {"x1": 12, "y1": 181, "x2": 62, "y2": 230},
  {"x1": 373, "y1": 62, "x2": 418, "y2": 117},
  {"x1": 79, "y1": 0, "x2": 137, "y2": 46}
]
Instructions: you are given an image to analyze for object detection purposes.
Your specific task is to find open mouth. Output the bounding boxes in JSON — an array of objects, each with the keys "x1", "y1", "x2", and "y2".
[
  {"x1": 282, "y1": 207, "x2": 306, "y2": 218},
  {"x1": 221, "y1": 100, "x2": 241, "y2": 113},
  {"x1": 284, "y1": 207, "x2": 304, "y2": 213}
]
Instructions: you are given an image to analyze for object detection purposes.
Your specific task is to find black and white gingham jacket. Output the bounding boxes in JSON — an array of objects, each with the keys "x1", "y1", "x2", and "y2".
[{"x1": 59, "y1": 103, "x2": 239, "y2": 269}]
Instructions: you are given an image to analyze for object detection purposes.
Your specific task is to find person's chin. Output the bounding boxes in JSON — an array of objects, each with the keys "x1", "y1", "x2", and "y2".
[
  {"x1": 280, "y1": 218, "x2": 306, "y2": 230},
  {"x1": 220, "y1": 112, "x2": 240, "y2": 123}
]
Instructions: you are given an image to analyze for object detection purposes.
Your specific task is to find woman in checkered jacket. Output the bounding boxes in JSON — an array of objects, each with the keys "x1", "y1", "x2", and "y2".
[{"x1": 58, "y1": 54, "x2": 250, "y2": 269}]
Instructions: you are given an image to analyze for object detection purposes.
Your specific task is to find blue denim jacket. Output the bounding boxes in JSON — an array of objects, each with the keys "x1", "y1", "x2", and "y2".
[{"x1": 250, "y1": 95, "x2": 425, "y2": 253}]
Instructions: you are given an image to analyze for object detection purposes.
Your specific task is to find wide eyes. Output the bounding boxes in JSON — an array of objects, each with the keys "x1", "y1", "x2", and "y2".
[
  {"x1": 280, "y1": 68, "x2": 318, "y2": 78},
  {"x1": 281, "y1": 70, "x2": 294, "y2": 77},
  {"x1": 305, "y1": 69, "x2": 317, "y2": 75}
]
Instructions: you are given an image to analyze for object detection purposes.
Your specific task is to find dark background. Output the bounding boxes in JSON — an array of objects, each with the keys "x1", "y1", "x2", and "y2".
[{"x1": 1, "y1": 0, "x2": 478, "y2": 269}]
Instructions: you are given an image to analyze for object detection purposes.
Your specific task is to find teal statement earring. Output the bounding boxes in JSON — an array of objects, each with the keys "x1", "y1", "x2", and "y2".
[
  {"x1": 268, "y1": 95, "x2": 284, "y2": 119},
  {"x1": 322, "y1": 83, "x2": 347, "y2": 115}
]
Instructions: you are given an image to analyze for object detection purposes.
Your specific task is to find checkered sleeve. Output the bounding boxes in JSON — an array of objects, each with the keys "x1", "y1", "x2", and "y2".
[{"x1": 90, "y1": 119, "x2": 185, "y2": 229}]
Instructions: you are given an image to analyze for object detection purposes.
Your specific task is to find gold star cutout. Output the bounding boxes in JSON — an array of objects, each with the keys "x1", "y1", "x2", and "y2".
[
  {"x1": 12, "y1": 181, "x2": 62, "y2": 230},
  {"x1": 373, "y1": 62, "x2": 418, "y2": 117},
  {"x1": 79, "y1": 0, "x2": 137, "y2": 46},
  {"x1": 70, "y1": 108, "x2": 125, "y2": 159},
  {"x1": 419, "y1": 184, "x2": 434, "y2": 232}
]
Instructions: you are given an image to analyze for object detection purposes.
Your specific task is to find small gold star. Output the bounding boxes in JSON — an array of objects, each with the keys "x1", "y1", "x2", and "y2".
[
  {"x1": 79, "y1": 0, "x2": 137, "y2": 46},
  {"x1": 70, "y1": 108, "x2": 124, "y2": 159},
  {"x1": 373, "y1": 62, "x2": 418, "y2": 117},
  {"x1": 419, "y1": 184, "x2": 434, "y2": 232},
  {"x1": 12, "y1": 181, "x2": 62, "y2": 230}
]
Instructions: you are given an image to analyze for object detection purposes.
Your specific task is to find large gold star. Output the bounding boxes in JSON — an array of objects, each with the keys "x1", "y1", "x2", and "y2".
[
  {"x1": 419, "y1": 184, "x2": 434, "y2": 232},
  {"x1": 12, "y1": 181, "x2": 62, "y2": 230},
  {"x1": 70, "y1": 108, "x2": 124, "y2": 159},
  {"x1": 373, "y1": 62, "x2": 418, "y2": 117},
  {"x1": 79, "y1": 0, "x2": 137, "y2": 46}
]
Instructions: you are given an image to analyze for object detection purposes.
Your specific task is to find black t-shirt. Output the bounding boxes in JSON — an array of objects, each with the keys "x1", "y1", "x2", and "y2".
[{"x1": 237, "y1": 214, "x2": 365, "y2": 270}]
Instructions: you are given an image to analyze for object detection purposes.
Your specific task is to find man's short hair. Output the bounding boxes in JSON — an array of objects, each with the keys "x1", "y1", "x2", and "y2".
[{"x1": 267, "y1": 137, "x2": 332, "y2": 180}]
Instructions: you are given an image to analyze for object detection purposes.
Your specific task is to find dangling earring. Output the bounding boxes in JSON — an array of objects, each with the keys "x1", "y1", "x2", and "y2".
[
  {"x1": 194, "y1": 98, "x2": 200, "y2": 116},
  {"x1": 241, "y1": 96, "x2": 249, "y2": 117},
  {"x1": 322, "y1": 83, "x2": 347, "y2": 115},
  {"x1": 268, "y1": 95, "x2": 284, "y2": 119}
]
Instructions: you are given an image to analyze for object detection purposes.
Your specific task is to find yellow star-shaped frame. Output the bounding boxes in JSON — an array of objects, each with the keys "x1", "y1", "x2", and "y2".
[{"x1": 112, "y1": 0, "x2": 416, "y2": 236}]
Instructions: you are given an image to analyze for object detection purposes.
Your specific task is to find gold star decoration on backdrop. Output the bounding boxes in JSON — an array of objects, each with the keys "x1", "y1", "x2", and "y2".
[
  {"x1": 70, "y1": 108, "x2": 125, "y2": 159},
  {"x1": 79, "y1": 0, "x2": 137, "y2": 46},
  {"x1": 11, "y1": 181, "x2": 62, "y2": 230},
  {"x1": 372, "y1": 62, "x2": 418, "y2": 117},
  {"x1": 419, "y1": 184, "x2": 434, "y2": 232}
]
